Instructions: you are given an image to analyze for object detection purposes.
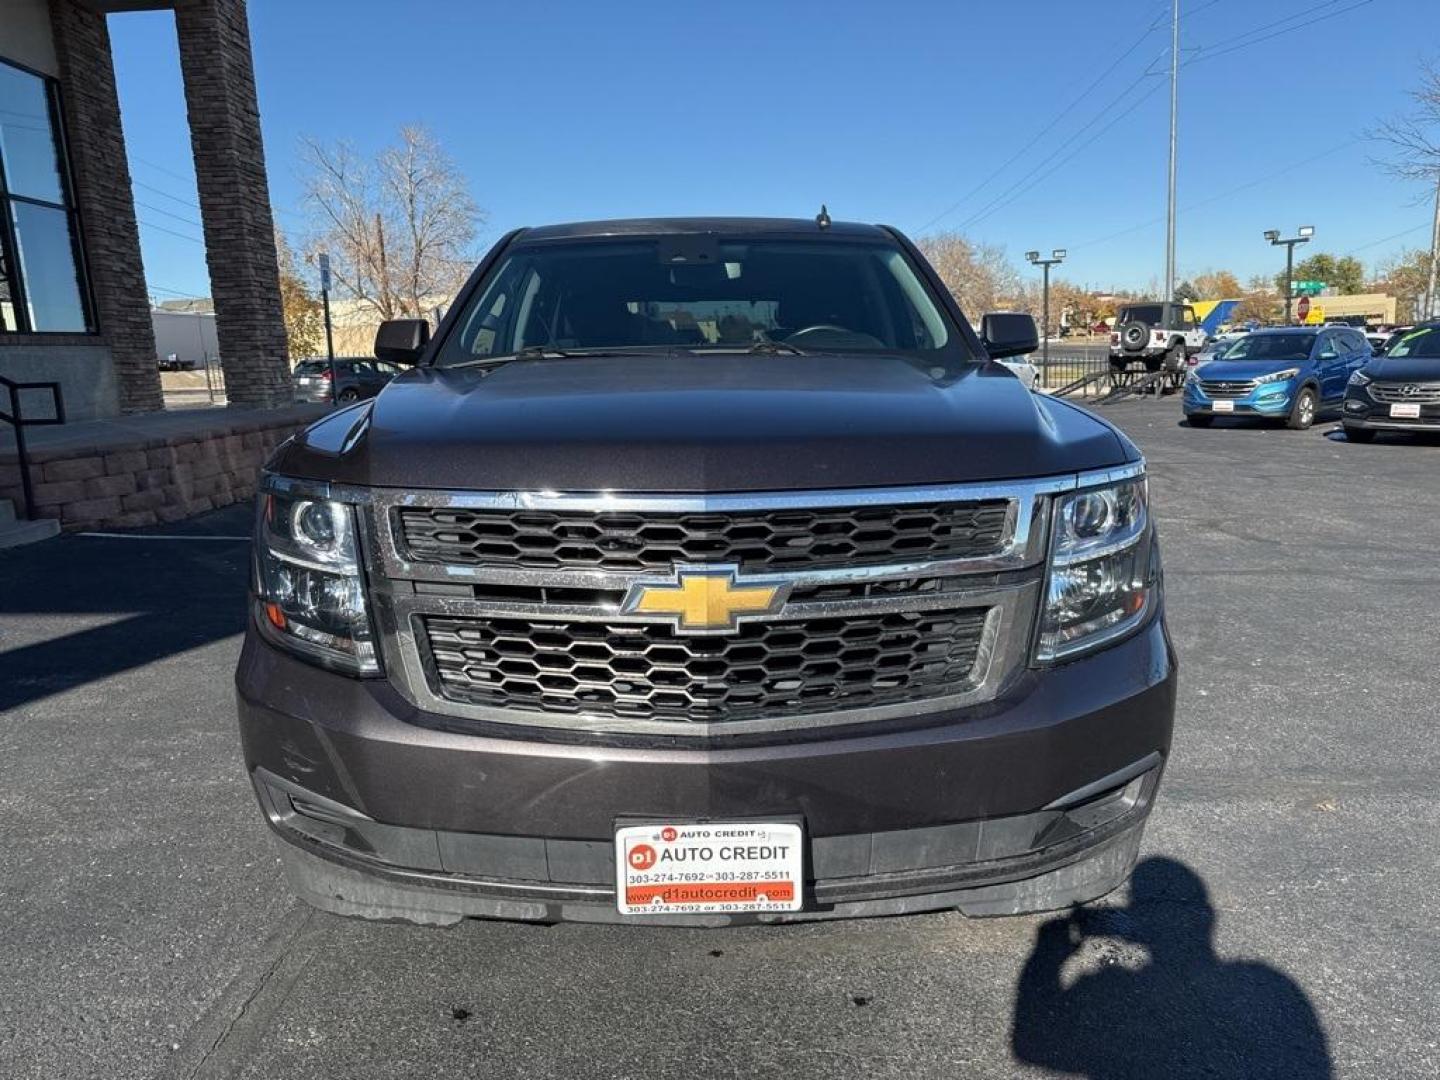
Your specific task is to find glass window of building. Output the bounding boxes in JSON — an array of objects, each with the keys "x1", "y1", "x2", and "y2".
[{"x1": 0, "y1": 58, "x2": 93, "y2": 333}]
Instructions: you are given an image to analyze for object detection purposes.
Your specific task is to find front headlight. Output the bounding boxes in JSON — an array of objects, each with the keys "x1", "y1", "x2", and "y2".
[
  {"x1": 1255, "y1": 367, "x2": 1300, "y2": 384},
  {"x1": 1036, "y1": 475, "x2": 1156, "y2": 662},
  {"x1": 1348, "y1": 369, "x2": 1372, "y2": 386},
  {"x1": 253, "y1": 484, "x2": 378, "y2": 674}
]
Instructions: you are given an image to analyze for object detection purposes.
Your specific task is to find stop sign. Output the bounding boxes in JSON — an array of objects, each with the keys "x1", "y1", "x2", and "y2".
[{"x1": 1296, "y1": 296, "x2": 1311, "y2": 321}]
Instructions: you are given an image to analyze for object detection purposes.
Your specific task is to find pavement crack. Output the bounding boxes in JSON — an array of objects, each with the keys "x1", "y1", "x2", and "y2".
[{"x1": 161, "y1": 906, "x2": 319, "y2": 1080}]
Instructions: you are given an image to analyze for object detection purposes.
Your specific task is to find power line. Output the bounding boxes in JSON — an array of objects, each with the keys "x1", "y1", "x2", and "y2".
[
  {"x1": 913, "y1": 3, "x2": 1168, "y2": 234},
  {"x1": 1184, "y1": 0, "x2": 1373, "y2": 68},
  {"x1": 136, "y1": 217, "x2": 205, "y2": 245},
  {"x1": 961, "y1": 78, "x2": 1168, "y2": 231},
  {"x1": 134, "y1": 200, "x2": 202, "y2": 229},
  {"x1": 913, "y1": 0, "x2": 1235, "y2": 235},
  {"x1": 1071, "y1": 138, "x2": 1363, "y2": 251}
]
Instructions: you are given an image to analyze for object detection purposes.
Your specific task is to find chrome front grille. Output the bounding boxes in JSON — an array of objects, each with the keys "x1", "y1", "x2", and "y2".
[
  {"x1": 421, "y1": 607, "x2": 995, "y2": 724},
  {"x1": 1198, "y1": 379, "x2": 1256, "y2": 399},
  {"x1": 352, "y1": 474, "x2": 1133, "y2": 737},
  {"x1": 396, "y1": 500, "x2": 1012, "y2": 572},
  {"x1": 1368, "y1": 381, "x2": 1440, "y2": 404}
]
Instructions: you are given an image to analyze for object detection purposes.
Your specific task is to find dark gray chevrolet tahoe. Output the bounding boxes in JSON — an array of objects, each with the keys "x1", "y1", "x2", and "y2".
[{"x1": 236, "y1": 217, "x2": 1176, "y2": 925}]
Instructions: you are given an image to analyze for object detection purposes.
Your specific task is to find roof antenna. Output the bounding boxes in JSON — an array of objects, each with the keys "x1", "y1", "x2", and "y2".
[{"x1": 816, "y1": 204, "x2": 831, "y2": 230}]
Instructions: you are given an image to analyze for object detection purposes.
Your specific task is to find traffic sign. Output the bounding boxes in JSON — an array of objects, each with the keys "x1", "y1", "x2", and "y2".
[
  {"x1": 1291, "y1": 280, "x2": 1325, "y2": 296},
  {"x1": 1296, "y1": 296, "x2": 1311, "y2": 320}
]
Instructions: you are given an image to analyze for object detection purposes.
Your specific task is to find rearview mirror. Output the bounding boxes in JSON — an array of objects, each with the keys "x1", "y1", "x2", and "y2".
[
  {"x1": 374, "y1": 319, "x2": 431, "y2": 365},
  {"x1": 979, "y1": 312, "x2": 1039, "y2": 359}
]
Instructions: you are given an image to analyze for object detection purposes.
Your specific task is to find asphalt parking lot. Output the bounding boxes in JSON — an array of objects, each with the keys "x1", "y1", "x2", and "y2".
[{"x1": 2, "y1": 401, "x2": 1437, "y2": 1080}]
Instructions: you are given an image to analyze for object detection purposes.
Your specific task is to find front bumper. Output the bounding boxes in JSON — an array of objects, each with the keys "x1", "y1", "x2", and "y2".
[
  {"x1": 1183, "y1": 384, "x2": 1295, "y2": 417},
  {"x1": 1342, "y1": 390, "x2": 1440, "y2": 431},
  {"x1": 237, "y1": 606, "x2": 1176, "y2": 923}
]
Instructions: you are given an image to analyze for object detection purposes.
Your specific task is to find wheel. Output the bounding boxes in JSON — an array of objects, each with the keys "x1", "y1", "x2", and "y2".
[
  {"x1": 1187, "y1": 414, "x2": 1215, "y2": 428},
  {"x1": 1343, "y1": 424, "x2": 1375, "y2": 443},
  {"x1": 338, "y1": 388, "x2": 360, "y2": 403},
  {"x1": 1286, "y1": 386, "x2": 1318, "y2": 430}
]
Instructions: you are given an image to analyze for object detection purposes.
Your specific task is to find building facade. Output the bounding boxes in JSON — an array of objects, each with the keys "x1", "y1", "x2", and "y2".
[{"x1": 0, "y1": 0, "x2": 289, "y2": 421}]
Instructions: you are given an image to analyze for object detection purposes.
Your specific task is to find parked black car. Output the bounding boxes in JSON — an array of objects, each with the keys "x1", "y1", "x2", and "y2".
[
  {"x1": 292, "y1": 357, "x2": 403, "y2": 403},
  {"x1": 239, "y1": 217, "x2": 1175, "y2": 927},
  {"x1": 1343, "y1": 321, "x2": 1440, "y2": 441}
]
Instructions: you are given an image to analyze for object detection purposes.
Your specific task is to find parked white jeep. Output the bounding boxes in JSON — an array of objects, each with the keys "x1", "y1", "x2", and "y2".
[{"x1": 1109, "y1": 302, "x2": 1208, "y2": 374}]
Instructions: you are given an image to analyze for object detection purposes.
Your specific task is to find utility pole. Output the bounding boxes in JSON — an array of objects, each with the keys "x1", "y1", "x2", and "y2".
[
  {"x1": 1264, "y1": 226, "x2": 1315, "y2": 325},
  {"x1": 1164, "y1": 0, "x2": 1179, "y2": 327},
  {"x1": 1025, "y1": 249, "x2": 1067, "y2": 369},
  {"x1": 318, "y1": 252, "x2": 337, "y2": 405},
  {"x1": 1425, "y1": 175, "x2": 1440, "y2": 321}
]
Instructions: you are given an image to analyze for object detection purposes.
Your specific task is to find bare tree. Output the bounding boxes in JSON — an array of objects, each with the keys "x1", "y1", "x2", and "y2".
[
  {"x1": 916, "y1": 232, "x2": 1022, "y2": 317},
  {"x1": 300, "y1": 125, "x2": 482, "y2": 321},
  {"x1": 1369, "y1": 61, "x2": 1440, "y2": 319}
]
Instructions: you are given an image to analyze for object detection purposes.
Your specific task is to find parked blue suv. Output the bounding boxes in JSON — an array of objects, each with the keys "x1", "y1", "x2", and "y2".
[{"x1": 1183, "y1": 326, "x2": 1371, "y2": 429}]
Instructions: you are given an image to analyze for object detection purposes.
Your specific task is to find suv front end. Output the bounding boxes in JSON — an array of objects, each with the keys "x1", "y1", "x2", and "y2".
[
  {"x1": 235, "y1": 217, "x2": 1176, "y2": 925},
  {"x1": 238, "y1": 463, "x2": 1174, "y2": 925},
  {"x1": 1183, "y1": 365, "x2": 1303, "y2": 419}
]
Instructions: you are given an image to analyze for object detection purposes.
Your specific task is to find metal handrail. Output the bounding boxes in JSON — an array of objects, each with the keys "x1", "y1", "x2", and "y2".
[{"x1": 0, "y1": 374, "x2": 66, "y2": 520}]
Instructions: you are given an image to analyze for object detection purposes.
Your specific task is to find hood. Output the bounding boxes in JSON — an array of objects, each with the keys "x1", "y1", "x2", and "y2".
[
  {"x1": 1364, "y1": 355, "x2": 1440, "y2": 382},
  {"x1": 268, "y1": 353, "x2": 1133, "y2": 492},
  {"x1": 1196, "y1": 358, "x2": 1308, "y2": 382}
]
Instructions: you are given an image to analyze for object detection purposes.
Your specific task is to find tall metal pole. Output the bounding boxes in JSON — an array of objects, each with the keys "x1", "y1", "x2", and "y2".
[
  {"x1": 1042, "y1": 261, "x2": 1051, "y2": 368},
  {"x1": 1424, "y1": 175, "x2": 1440, "y2": 321},
  {"x1": 1164, "y1": 0, "x2": 1179, "y2": 323},
  {"x1": 1284, "y1": 243, "x2": 1296, "y2": 326}
]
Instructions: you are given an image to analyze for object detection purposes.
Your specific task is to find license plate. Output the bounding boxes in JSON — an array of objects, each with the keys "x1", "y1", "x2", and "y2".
[
  {"x1": 615, "y1": 821, "x2": 803, "y2": 915},
  {"x1": 1212, "y1": 400, "x2": 1235, "y2": 413},
  {"x1": 1391, "y1": 402, "x2": 1422, "y2": 419},
  {"x1": 297, "y1": 377, "x2": 314, "y2": 386}
]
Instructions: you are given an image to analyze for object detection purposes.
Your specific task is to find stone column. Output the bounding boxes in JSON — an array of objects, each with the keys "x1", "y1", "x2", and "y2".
[
  {"x1": 173, "y1": 0, "x2": 290, "y2": 409},
  {"x1": 48, "y1": 0, "x2": 163, "y2": 415}
]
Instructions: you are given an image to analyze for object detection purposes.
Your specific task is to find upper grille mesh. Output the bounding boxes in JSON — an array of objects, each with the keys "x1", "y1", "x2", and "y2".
[
  {"x1": 420, "y1": 608, "x2": 991, "y2": 724},
  {"x1": 396, "y1": 501, "x2": 1011, "y2": 572},
  {"x1": 1369, "y1": 381, "x2": 1440, "y2": 404},
  {"x1": 1198, "y1": 379, "x2": 1256, "y2": 399}
]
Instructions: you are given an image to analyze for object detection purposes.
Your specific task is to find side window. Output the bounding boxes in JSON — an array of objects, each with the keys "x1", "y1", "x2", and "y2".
[
  {"x1": 1183, "y1": 307, "x2": 1197, "y2": 331},
  {"x1": 1316, "y1": 333, "x2": 1337, "y2": 358}
]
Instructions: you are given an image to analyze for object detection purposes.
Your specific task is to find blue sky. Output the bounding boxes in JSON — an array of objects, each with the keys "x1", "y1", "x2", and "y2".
[{"x1": 110, "y1": 0, "x2": 1436, "y2": 303}]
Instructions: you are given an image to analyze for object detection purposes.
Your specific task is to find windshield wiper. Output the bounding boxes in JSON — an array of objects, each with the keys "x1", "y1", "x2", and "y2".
[
  {"x1": 686, "y1": 339, "x2": 807, "y2": 356},
  {"x1": 447, "y1": 345, "x2": 630, "y2": 370},
  {"x1": 748, "y1": 339, "x2": 806, "y2": 355}
]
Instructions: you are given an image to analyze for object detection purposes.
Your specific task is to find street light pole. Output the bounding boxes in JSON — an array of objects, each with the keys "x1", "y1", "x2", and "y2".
[
  {"x1": 1264, "y1": 226, "x2": 1314, "y2": 325},
  {"x1": 1026, "y1": 249, "x2": 1067, "y2": 369}
]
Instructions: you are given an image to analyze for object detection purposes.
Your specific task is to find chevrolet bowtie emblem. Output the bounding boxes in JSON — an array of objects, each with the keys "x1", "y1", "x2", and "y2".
[{"x1": 621, "y1": 564, "x2": 790, "y2": 634}]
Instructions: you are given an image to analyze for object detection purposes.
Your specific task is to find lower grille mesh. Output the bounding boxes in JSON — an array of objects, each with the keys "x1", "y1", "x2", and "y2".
[{"x1": 420, "y1": 608, "x2": 992, "y2": 725}]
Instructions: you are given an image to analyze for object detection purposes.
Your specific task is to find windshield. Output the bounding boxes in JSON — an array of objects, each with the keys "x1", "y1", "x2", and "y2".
[
  {"x1": 1215, "y1": 333, "x2": 1315, "y2": 362},
  {"x1": 1118, "y1": 304, "x2": 1164, "y2": 325},
  {"x1": 435, "y1": 237, "x2": 958, "y2": 365},
  {"x1": 1386, "y1": 326, "x2": 1440, "y2": 358},
  {"x1": 293, "y1": 360, "x2": 331, "y2": 375}
]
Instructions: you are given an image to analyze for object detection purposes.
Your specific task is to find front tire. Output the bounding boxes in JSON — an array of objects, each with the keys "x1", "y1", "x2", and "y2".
[
  {"x1": 1286, "y1": 386, "x2": 1318, "y2": 430},
  {"x1": 338, "y1": 388, "x2": 360, "y2": 403},
  {"x1": 1343, "y1": 424, "x2": 1376, "y2": 443}
]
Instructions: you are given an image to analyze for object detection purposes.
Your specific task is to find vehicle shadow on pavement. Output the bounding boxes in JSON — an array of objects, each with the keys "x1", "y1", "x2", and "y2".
[
  {"x1": 1011, "y1": 856, "x2": 1331, "y2": 1079},
  {"x1": 0, "y1": 507, "x2": 251, "y2": 712}
]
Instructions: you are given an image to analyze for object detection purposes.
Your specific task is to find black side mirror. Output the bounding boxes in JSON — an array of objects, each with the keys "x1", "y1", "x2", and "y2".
[
  {"x1": 979, "y1": 312, "x2": 1039, "y2": 359},
  {"x1": 374, "y1": 319, "x2": 431, "y2": 365}
]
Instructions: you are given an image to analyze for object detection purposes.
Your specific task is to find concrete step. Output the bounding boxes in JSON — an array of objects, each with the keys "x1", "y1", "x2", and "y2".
[{"x1": 0, "y1": 505, "x2": 60, "y2": 549}]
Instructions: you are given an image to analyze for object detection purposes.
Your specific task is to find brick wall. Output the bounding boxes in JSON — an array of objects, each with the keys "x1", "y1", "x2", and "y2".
[
  {"x1": 0, "y1": 411, "x2": 316, "y2": 531},
  {"x1": 48, "y1": 0, "x2": 163, "y2": 415},
  {"x1": 174, "y1": 0, "x2": 291, "y2": 409}
]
